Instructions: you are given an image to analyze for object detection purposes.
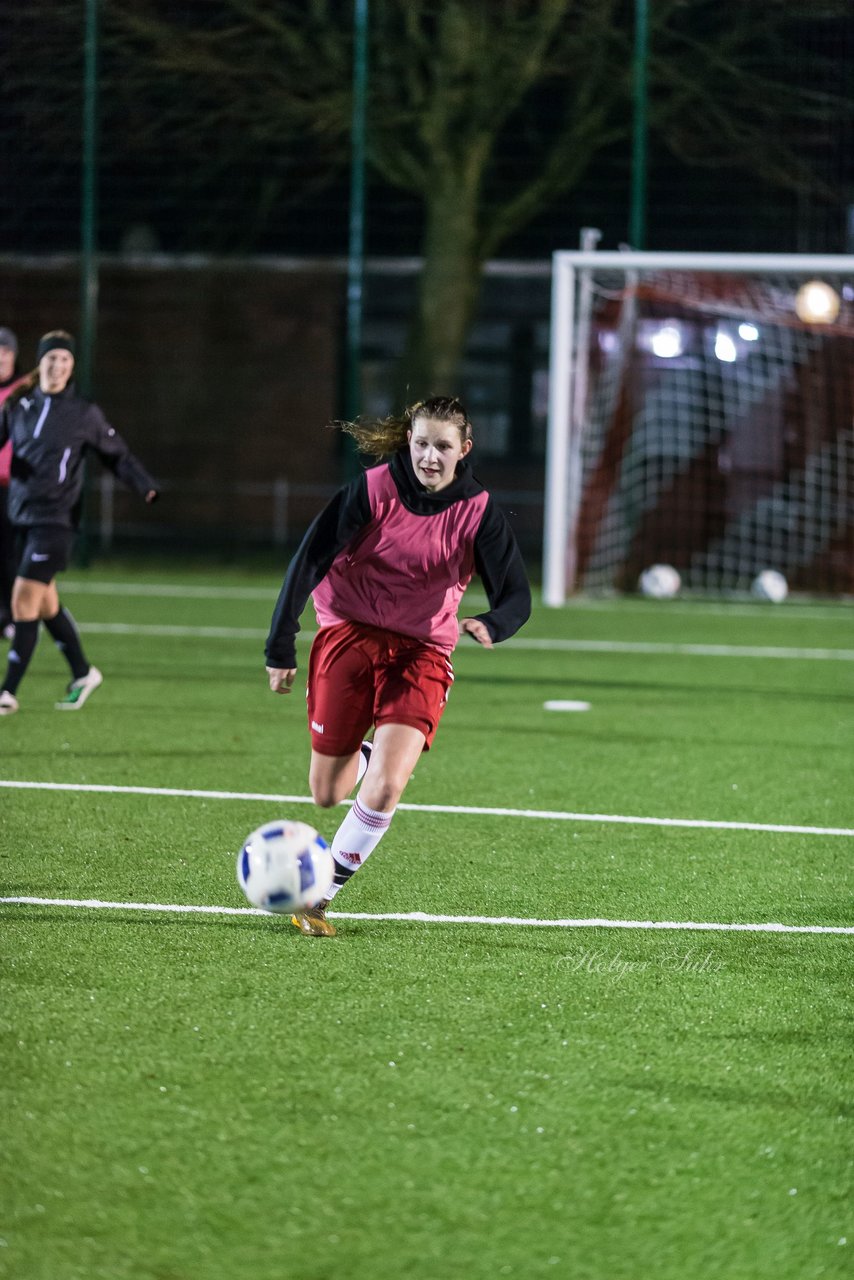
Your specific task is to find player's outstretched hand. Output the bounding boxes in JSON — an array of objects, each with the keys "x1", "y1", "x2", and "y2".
[
  {"x1": 267, "y1": 667, "x2": 297, "y2": 694},
  {"x1": 459, "y1": 618, "x2": 493, "y2": 648}
]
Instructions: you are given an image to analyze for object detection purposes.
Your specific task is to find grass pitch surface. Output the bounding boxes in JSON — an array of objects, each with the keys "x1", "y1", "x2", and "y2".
[{"x1": 1, "y1": 563, "x2": 852, "y2": 1280}]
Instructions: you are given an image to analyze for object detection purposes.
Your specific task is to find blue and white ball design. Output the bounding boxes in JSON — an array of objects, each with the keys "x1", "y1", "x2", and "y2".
[{"x1": 237, "y1": 820, "x2": 334, "y2": 913}]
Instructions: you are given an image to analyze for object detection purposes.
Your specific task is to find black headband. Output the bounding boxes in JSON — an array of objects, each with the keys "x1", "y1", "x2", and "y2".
[{"x1": 36, "y1": 334, "x2": 75, "y2": 362}]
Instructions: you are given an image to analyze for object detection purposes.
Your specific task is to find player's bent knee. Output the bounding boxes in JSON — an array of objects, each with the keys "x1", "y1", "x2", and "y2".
[
  {"x1": 309, "y1": 748, "x2": 363, "y2": 808},
  {"x1": 309, "y1": 771, "x2": 354, "y2": 808},
  {"x1": 311, "y1": 786, "x2": 341, "y2": 809},
  {"x1": 361, "y1": 774, "x2": 406, "y2": 813}
]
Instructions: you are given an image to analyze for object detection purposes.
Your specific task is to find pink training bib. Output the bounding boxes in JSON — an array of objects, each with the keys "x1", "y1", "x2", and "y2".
[{"x1": 312, "y1": 463, "x2": 488, "y2": 653}]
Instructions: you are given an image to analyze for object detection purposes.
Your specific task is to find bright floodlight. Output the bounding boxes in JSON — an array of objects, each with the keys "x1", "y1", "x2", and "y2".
[
  {"x1": 650, "y1": 324, "x2": 684, "y2": 359},
  {"x1": 714, "y1": 330, "x2": 737, "y2": 363},
  {"x1": 738, "y1": 322, "x2": 759, "y2": 341},
  {"x1": 795, "y1": 280, "x2": 840, "y2": 324}
]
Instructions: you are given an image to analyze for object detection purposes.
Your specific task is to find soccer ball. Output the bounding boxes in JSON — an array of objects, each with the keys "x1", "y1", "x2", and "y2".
[
  {"x1": 751, "y1": 569, "x2": 788, "y2": 603},
  {"x1": 639, "y1": 564, "x2": 682, "y2": 599},
  {"x1": 237, "y1": 820, "x2": 334, "y2": 913}
]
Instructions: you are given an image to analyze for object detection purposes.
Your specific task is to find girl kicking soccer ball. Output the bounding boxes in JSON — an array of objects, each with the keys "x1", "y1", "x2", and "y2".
[{"x1": 265, "y1": 396, "x2": 531, "y2": 936}]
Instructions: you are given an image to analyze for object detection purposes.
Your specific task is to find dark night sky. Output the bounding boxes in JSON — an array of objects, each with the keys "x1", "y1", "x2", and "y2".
[{"x1": 0, "y1": 5, "x2": 851, "y2": 260}]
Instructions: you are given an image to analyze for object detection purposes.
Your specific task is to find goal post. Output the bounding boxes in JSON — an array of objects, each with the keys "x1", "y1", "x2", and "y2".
[{"x1": 543, "y1": 249, "x2": 854, "y2": 604}]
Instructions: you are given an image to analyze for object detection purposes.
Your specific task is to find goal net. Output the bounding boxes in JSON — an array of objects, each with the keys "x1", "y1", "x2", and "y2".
[{"x1": 543, "y1": 250, "x2": 854, "y2": 602}]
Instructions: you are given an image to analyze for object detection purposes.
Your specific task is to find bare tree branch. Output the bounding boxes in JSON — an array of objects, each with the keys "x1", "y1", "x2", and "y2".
[{"x1": 1, "y1": 0, "x2": 848, "y2": 387}]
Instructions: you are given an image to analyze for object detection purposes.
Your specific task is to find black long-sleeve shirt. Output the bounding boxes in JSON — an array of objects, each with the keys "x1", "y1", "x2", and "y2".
[
  {"x1": 0, "y1": 385, "x2": 157, "y2": 528},
  {"x1": 266, "y1": 448, "x2": 531, "y2": 669}
]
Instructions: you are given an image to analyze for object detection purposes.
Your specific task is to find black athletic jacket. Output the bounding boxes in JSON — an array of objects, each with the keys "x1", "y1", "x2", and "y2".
[
  {"x1": 266, "y1": 448, "x2": 531, "y2": 669},
  {"x1": 0, "y1": 385, "x2": 157, "y2": 529}
]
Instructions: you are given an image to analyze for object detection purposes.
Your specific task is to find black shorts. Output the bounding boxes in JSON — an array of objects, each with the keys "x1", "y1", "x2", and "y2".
[{"x1": 16, "y1": 525, "x2": 74, "y2": 584}]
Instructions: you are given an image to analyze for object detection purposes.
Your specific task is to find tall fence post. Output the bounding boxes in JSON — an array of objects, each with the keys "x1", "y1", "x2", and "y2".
[
  {"x1": 99, "y1": 471, "x2": 114, "y2": 552},
  {"x1": 272, "y1": 478, "x2": 290, "y2": 548},
  {"x1": 76, "y1": 0, "x2": 100, "y2": 568}
]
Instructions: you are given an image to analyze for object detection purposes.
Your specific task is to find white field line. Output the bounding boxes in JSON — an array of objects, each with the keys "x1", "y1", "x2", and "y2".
[
  {"x1": 81, "y1": 622, "x2": 270, "y2": 640},
  {"x1": 2, "y1": 779, "x2": 853, "y2": 837},
  {"x1": 1, "y1": 896, "x2": 851, "y2": 935},
  {"x1": 61, "y1": 579, "x2": 852, "y2": 620},
  {"x1": 513, "y1": 638, "x2": 854, "y2": 660},
  {"x1": 63, "y1": 580, "x2": 278, "y2": 600},
  {"x1": 74, "y1": 620, "x2": 854, "y2": 661}
]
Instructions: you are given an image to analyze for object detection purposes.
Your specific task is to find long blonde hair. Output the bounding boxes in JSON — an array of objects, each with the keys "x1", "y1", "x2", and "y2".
[{"x1": 334, "y1": 396, "x2": 473, "y2": 460}]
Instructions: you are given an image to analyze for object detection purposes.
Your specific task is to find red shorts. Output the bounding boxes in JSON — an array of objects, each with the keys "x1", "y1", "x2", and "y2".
[{"x1": 306, "y1": 620, "x2": 454, "y2": 757}]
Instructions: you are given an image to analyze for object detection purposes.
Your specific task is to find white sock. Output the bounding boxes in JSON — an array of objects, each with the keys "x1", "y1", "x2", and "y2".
[
  {"x1": 327, "y1": 795, "x2": 393, "y2": 900},
  {"x1": 356, "y1": 740, "x2": 372, "y2": 785}
]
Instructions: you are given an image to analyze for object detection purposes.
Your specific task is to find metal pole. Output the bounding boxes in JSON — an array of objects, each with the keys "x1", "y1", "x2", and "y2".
[
  {"x1": 76, "y1": 0, "x2": 99, "y2": 567},
  {"x1": 99, "y1": 472, "x2": 114, "y2": 553},
  {"x1": 345, "y1": 0, "x2": 369, "y2": 426},
  {"x1": 79, "y1": 0, "x2": 99, "y2": 396},
  {"x1": 272, "y1": 477, "x2": 290, "y2": 548},
  {"x1": 629, "y1": 0, "x2": 648, "y2": 250},
  {"x1": 543, "y1": 254, "x2": 576, "y2": 606},
  {"x1": 565, "y1": 227, "x2": 601, "y2": 594}
]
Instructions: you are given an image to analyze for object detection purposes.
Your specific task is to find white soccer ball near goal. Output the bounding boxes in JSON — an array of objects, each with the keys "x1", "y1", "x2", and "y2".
[
  {"x1": 638, "y1": 564, "x2": 682, "y2": 599},
  {"x1": 237, "y1": 819, "x2": 334, "y2": 913},
  {"x1": 751, "y1": 569, "x2": 789, "y2": 603}
]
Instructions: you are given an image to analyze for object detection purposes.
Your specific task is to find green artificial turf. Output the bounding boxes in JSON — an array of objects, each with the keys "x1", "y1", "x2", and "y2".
[{"x1": 1, "y1": 562, "x2": 851, "y2": 1280}]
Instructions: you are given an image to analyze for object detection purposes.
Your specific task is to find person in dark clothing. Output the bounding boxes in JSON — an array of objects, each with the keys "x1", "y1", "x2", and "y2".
[
  {"x1": 265, "y1": 395, "x2": 531, "y2": 936},
  {"x1": 0, "y1": 330, "x2": 158, "y2": 716},
  {"x1": 0, "y1": 326, "x2": 26, "y2": 640}
]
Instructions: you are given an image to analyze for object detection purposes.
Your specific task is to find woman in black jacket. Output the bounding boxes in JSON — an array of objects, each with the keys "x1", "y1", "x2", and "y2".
[{"x1": 0, "y1": 330, "x2": 158, "y2": 716}]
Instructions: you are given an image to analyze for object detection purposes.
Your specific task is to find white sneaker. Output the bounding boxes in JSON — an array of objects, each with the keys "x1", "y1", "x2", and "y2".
[
  {"x1": 0, "y1": 690, "x2": 19, "y2": 716},
  {"x1": 56, "y1": 666, "x2": 103, "y2": 710}
]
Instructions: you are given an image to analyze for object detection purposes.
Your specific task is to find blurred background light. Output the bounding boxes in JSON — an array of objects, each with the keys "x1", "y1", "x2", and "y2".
[
  {"x1": 714, "y1": 330, "x2": 738, "y2": 362},
  {"x1": 794, "y1": 279, "x2": 841, "y2": 323},
  {"x1": 648, "y1": 323, "x2": 685, "y2": 359}
]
